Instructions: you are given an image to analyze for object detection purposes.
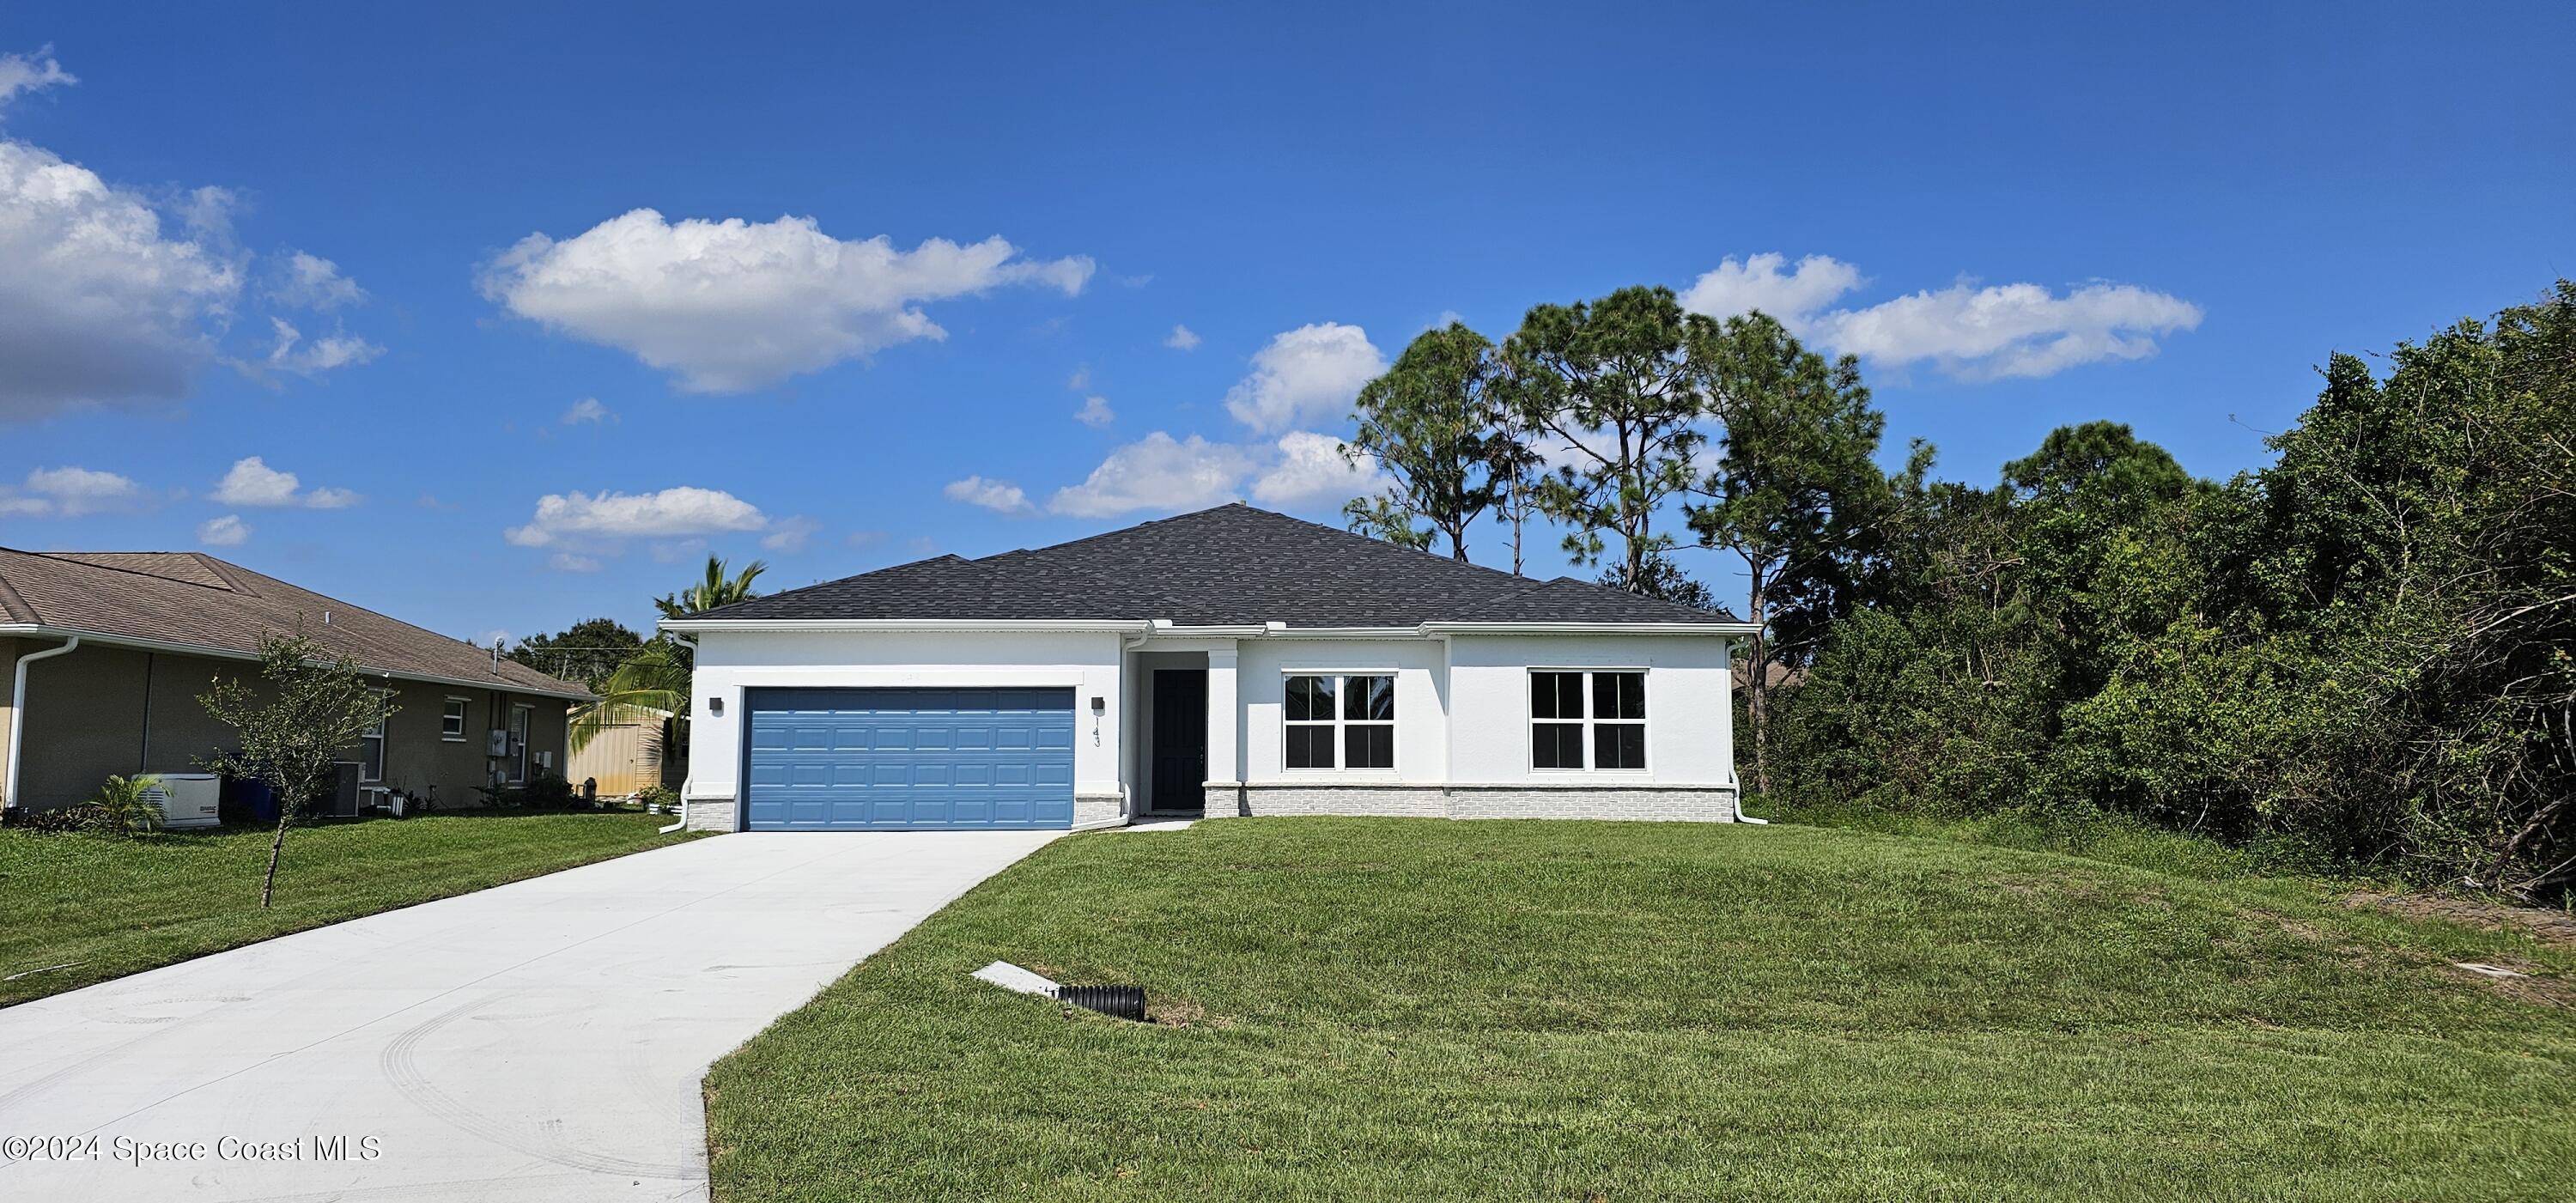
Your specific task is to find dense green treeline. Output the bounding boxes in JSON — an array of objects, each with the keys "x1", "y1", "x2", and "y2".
[
  {"x1": 1778, "y1": 282, "x2": 2575, "y2": 898},
  {"x1": 1341, "y1": 282, "x2": 2575, "y2": 899}
]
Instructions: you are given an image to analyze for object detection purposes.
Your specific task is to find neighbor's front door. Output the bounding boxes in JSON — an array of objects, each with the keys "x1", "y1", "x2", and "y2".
[
  {"x1": 1151, "y1": 669, "x2": 1208, "y2": 815},
  {"x1": 507, "y1": 705, "x2": 532, "y2": 783}
]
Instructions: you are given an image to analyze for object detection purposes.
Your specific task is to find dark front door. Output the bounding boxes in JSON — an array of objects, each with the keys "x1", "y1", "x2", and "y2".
[{"x1": 1151, "y1": 669, "x2": 1208, "y2": 815}]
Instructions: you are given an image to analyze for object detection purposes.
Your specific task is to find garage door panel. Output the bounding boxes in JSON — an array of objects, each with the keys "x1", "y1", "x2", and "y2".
[{"x1": 743, "y1": 687, "x2": 1076, "y2": 830}]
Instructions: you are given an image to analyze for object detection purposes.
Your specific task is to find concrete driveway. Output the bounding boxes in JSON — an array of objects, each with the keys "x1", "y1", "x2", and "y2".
[{"x1": 0, "y1": 829, "x2": 1058, "y2": 1202}]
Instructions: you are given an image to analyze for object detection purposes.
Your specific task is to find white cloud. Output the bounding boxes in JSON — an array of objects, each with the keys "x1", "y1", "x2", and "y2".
[
  {"x1": 478, "y1": 209, "x2": 1097, "y2": 393},
  {"x1": 212, "y1": 456, "x2": 360, "y2": 509},
  {"x1": 562, "y1": 396, "x2": 611, "y2": 424},
  {"x1": 270, "y1": 251, "x2": 365, "y2": 310},
  {"x1": 0, "y1": 46, "x2": 75, "y2": 112},
  {"x1": 1163, "y1": 324, "x2": 1200, "y2": 351},
  {"x1": 264, "y1": 317, "x2": 381, "y2": 378},
  {"x1": 1818, "y1": 281, "x2": 2205, "y2": 380},
  {"x1": 0, "y1": 465, "x2": 144, "y2": 516},
  {"x1": 1074, "y1": 395, "x2": 1115, "y2": 428},
  {"x1": 762, "y1": 515, "x2": 821, "y2": 551},
  {"x1": 505, "y1": 485, "x2": 767, "y2": 547},
  {"x1": 1680, "y1": 252, "x2": 2202, "y2": 380},
  {"x1": 1066, "y1": 366, "x2": 1091, "y2": 390},
  {"x1": 0, "y1": 139, "x2": 242, "y2": 419},
  {"x1": 1048, "y1": 432, "x2": 1254, "y2": 518},
  {"x1": 548, "y1": 552, "x2": 602, "y2": 573},
  {"x1": 1222, "y1": 322, "x2": 1387, "y2": 434},
  {"x1": 1679, "y1": 253, "x2": 1867, "y2": 325},
  {"x1": 1250, "y1": 431, "x2": 1385, "y2": 507},
  {"x1": 944, "y1": 475, "x2": 1032, "y2": 513},
  {"x1": 197, "y1": 513, "x2": 250, "y2": 547}
]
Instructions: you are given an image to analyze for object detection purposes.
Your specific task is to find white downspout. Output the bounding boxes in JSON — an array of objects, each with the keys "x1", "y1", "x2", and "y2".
[
  {"x1": 1094, "y1": 626, "x2": 1157, "y2": 828},
  {"x1": 1726, "y1": 635, "x2": 1768, "y2": 823},
  {"x1": 657, "y1": 633, "x2": 699, "y2": 835},
  {"x1": 6, "y1": 635, "x2": 82, "y2": 814}
]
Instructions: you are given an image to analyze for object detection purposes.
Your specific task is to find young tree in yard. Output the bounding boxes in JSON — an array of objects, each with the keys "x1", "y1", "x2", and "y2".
[
  {"x1": 199, "y1": 633, "x2": 398, "y2": 908},
  {"x1": 1687, "y1": 313, "x2": 1902, "y2": 793},
  {"x1": 507, "y1": 617, "x2": 644, "y2": 693},
  {"x1": 1504, "y1": 286, "x2": 1712, "y2": 592}
]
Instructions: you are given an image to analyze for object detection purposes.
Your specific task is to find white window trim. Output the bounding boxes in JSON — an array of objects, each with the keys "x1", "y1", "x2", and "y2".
[
  {"x1": 1528, "y1": 667, "x2": 1651, "y2": 775},
  {"x1": 360, "y1": 689, "x2": 393, "y2": 783},
  {"x1": 1280, "y1": 670, "x2": 1398, "y2": 775},
  {"x1": 507, "y1": 703, "x2": 533, "y2": 785},
  {"x1": 440, "y1": 696, "x2": 471, "y2": 743}
]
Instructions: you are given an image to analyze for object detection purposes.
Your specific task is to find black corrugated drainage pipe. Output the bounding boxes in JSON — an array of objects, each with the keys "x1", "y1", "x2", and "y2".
[{"x1": 1056, "y1": 985, "x2": 1147, "y2": 1022}]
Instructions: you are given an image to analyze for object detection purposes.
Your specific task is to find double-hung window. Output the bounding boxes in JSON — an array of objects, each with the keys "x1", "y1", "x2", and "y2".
[
  {"x1": 1284, "y1": 673, "x2": 1394, "y2": 770},
  {"x1": 440, "y1": 697, "x2": 470, "y2": 742},
  {"x1": 359, "y1": 693, "x2": 392, "y2": 782},
  {"x1": 1531, "y1": 670, "x2": 1646, "y2": 770}
]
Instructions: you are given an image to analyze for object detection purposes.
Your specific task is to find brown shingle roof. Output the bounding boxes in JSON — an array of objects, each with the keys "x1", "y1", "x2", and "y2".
[{"x1": 0, "y1": 548, "x2": 587, "y2": 698}]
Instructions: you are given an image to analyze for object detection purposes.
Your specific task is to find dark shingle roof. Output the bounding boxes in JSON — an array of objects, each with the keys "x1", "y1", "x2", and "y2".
[
  {"x1": 0, "y1": 549, "x2": 588, "y2": 697},
  {"x1": 694, "y1": 504, "x2": 1743, "y2": 627}
]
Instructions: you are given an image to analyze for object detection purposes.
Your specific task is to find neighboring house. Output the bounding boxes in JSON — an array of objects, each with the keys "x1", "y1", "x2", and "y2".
[
  {"x1": 0, "y1": 550, "x2": 587, "y2": 816},
  {"x1": 662, "y1": 504, "x2": 1761, "y2": 833},
  {"x1": 565, "y1": 707, "x2": 680, "y2": 798}
]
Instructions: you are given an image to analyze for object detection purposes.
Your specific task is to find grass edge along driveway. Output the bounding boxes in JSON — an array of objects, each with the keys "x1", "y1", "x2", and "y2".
[{"x1": 0, "y1": 810, "x2": 699, "y2": 1006}]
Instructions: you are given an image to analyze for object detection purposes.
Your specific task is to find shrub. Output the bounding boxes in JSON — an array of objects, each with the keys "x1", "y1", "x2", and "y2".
[
  {"x1": 520, "y1": 772, "x2": 576, "y2": 808},
  {"x1": 82, "y1": 775, "x2": 165, "y2": 838},
  {"x1": 8, "y1": 805, "x2": 100, "y2": 835},
  {"x1": 635, "y1": 784, "x2": 680, "y2": 813}
]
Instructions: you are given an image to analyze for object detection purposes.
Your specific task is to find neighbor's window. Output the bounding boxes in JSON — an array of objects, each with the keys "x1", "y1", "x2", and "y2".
[
  {"x1": 441, "y1": 697, "x2": 470, "y2": 741},
  {"x1": 1285, "y1": 673, "x2": 1394, "y2": 770},
  {"x1": 1531, "y1": 670, "x2": 1646, "y2": 770},
  {"x1": 360, "y1": 706, "x2": 389, "y2": 782}
]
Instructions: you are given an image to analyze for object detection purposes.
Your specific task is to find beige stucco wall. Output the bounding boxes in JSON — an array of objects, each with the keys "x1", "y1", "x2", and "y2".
[{"x1": 7, "y1": 641, "x2": 571, "y2": 813}]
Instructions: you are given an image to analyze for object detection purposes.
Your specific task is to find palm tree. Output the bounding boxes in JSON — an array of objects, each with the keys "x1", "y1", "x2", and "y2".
[
  {"x1": 572, "y1": 556, "x2": 763, "y2": 757},
  {"x1": 655, "y1": 556, "x2": 765, "y2": 623},
  {"x1": 85, "y1": 774, "x2": 165, "y2": 837}
]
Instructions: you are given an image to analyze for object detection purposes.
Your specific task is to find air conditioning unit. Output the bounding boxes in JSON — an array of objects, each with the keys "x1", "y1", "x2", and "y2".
[
  {"x1": 142, "y1": 773, "x2": 221, "y2": 829},
  {"x1": 486, "y1": 730, "x2": 511, "y2": 756}
]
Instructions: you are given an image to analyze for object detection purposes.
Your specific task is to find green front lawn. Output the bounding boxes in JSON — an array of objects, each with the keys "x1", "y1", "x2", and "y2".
[
  {"x1": 0, "y1": 810, "x2": 697, "y2": 1006},
  {"x1": 708, "y1": 818, "x2": 2576, "y2": 1201}
]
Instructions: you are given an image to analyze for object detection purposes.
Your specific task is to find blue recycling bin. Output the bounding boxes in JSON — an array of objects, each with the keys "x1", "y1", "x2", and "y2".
[{"x1": 230, "y1": 778, "x2": 277, "y2": 823}]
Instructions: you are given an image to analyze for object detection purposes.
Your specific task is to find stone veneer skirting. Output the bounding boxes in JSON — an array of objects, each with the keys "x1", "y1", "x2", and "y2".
[
  {"x1": 1202, "y1": 782, "x2": 1738, "y2": 823},
  {"x1": 683, "y1": 797, "x2": 739, "y2": 832},
  {"x1": 1074, "y1": 793, "x2": 1124, "y2": 827}
]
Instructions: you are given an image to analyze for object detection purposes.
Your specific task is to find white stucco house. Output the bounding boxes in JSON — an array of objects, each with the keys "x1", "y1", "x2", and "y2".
[{"x1": 661, "y1": 504, "x2": 1759, "y2": 832}]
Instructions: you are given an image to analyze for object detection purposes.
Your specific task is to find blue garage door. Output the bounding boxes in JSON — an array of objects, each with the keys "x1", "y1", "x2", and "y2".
[{"x1": 742, "y1": 688, "x2": 1076, "y2": 830}]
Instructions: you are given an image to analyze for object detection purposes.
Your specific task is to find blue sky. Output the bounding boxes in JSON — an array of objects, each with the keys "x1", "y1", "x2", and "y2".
[{"x1": 3, "y1": 2, "x2": 2570, "y2": 645}]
